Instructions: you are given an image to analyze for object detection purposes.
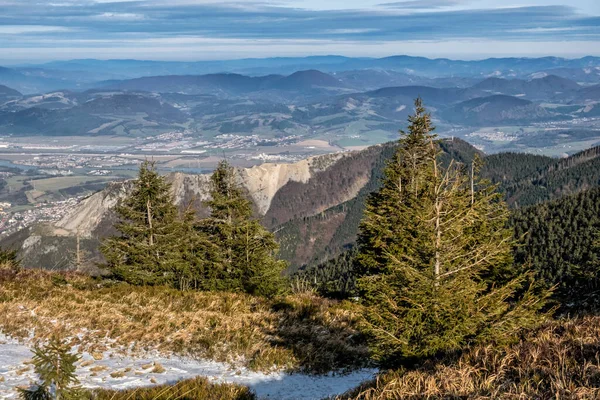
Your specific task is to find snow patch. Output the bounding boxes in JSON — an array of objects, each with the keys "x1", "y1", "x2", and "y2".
[{"x1": 0, "y1": 334, "x2": 376, "y2": 400}]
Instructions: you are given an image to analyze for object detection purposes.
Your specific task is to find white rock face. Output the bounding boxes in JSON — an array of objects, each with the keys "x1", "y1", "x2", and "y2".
[
  {"x1": 51, "y1": 152, "x2": 351, "y2": 237},
  {"x1": 239, "y1": 152, "x2": 348, "y2": 214},
  {"x1": 55, "y1": 181, "x2": 131, "y2": 237}
]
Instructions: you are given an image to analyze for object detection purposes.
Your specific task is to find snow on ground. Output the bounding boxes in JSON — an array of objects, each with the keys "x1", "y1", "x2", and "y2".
[{"x1": 0, "y1": 334, "x2": 377, "y2": 399}]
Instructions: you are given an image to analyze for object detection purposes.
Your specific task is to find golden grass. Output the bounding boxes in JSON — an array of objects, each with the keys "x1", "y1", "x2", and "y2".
[
  {"x1": 339, "y1": 316, "x2": 600, "y2": 399},
  {"x1": 88, "y1": 376, "x2": 256, "y2": 400},
  {"x1": 0, "y1": 269, "x2": 368, "y2": 373}
]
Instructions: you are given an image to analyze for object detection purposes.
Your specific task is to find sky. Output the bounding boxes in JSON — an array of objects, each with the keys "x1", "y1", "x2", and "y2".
[{"x1": 0, "y1": 0, "x2": 599, "y2": 63}]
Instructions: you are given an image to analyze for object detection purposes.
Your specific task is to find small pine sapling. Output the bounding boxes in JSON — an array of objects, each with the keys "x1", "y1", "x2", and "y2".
[{"x1": 18, "y1": 335, "x2": 81, "y2": 400}]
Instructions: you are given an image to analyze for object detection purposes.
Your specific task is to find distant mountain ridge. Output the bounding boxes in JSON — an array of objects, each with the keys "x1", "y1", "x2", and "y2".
[
  {"x1": 106, "y1": 70, "x2": 347, "y2": 98},
  {"x1": 29, "y1": 55, "x2": 600, "y2": 78},
  {"x1": 442, "y1": 95, "x2": 552, "y2": 126},
  {"x1": 0, "y1": 84, "x2": 21, "y2": 101},
  {"x1": 0, "y1": 71, "x2": 596, "y2": 136},
  {"x1": 473, "y1": 75, "x2": 581, "y2": 99},
  {"x1": 5, "y1": 55, "x2": 600, "y2": 94}
]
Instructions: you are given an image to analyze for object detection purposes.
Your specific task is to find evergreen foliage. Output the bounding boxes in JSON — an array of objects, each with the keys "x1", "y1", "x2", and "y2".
[
  {"x1": 18, "y1": 335, "x2": 81, "y2": 400},
  {"x1": 355, "y1": 98, "x2": 548, "y2": 365},
  {"x1": 293, "y1": 247, "x2": 358, "y2": 298},
  {"x1": 101, "y1": 161, "x2": 215, "y2": 290},
  {"x1": 197, "y1": 160, "x2": 287, "y2": 297},
  {"x1": 511, "y1": 187, "x2": 600, "y2": 307}
]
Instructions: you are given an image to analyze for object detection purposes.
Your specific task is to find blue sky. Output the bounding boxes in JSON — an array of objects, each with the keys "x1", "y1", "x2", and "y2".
[{"x1": 0, "y1": 0, "x2": 599, "y2": 63}]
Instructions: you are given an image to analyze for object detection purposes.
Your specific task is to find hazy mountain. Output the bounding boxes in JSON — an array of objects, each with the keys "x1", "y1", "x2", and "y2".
[
  {"x1": 0, "y1": 107, "x2": 107, "y2": 135},
  {"x1": 0, "y1": 66, "x2": 80, "y2": 94},
  {"x1": 106, "y1": 70, "x2": 347, "y2": 98},
  {"x1": 270, "y1": 70, "x2": 346, "y2": 90},
  {"x1": 528, "y1": 67, "x2": 600, "y2": 84},
  {"x1": 1, "y1": 91, "x2": 81, "y2": 111},
  {"x1": 572, "y1": 84, "x2": 600, "y2": 103},
  {"x1": 442, "y1": 95, "x2": 552, "y2": 126},
  {"x1": 79, "y1": 93, "x2": 186, "y2": 122},
  {"x1": 472, "y1": 75, "x2": 580, "y2": 100},
  {"x1": 16, "y1": 55, "x2": 600, "y2": 84},
  {"x1": 366, "y1": 85, "x2": 470, "y2": 106},
  {"x1": 0, "y1": 91, "x2": 187, "y2": 135},
  {"x1": 0, "y1": 84, "x2": 21, "y2": 102}
]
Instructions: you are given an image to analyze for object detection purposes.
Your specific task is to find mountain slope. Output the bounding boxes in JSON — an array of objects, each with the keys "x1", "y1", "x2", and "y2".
[
  {"x1": 472, "y1": 75, "x2": 580, "y2": 100},
  {"x1": 6, "y1": 139, "x2": 600, "y2": 271},
  {"x1": 107, "y1": 70, "x2": 347, "y2": 98},
  {"x1": 0, "y1": 84, "x2": 21, "y2": 99},
  {"x1": 442, "y1": 95, "x2": 551, "y2": 125}
]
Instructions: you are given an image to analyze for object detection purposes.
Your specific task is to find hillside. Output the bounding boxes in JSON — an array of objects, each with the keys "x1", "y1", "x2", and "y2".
[
  {"x1": 339, "y1": 316, "x2": 600, "y2": 399},
  {"x1": 6, "y1": 139, "x2": 600, "y2": 271},
  {"x1": 442, "y1": 94, "x2": 552, "y2": 125},
  {"x1": 108, "y1": 70, "x2": 348, "y2": 99},
  {"x1": 270, "y1": 70, "x2": 346, "y2": 90},
  {"x1": 0, "y1": 91, "x2": 187, "y2": 135},
  {"x1": 0, "y1": 84, "x2": 21, "y2": 100},
  {"x1": 472, "y1": 75, "x2": 580, "y2": 99}
]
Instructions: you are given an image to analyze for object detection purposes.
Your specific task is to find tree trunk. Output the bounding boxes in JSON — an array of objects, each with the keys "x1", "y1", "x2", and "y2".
[{"x1": 146, "y1": 199, "x2": 154, "y2": 246}]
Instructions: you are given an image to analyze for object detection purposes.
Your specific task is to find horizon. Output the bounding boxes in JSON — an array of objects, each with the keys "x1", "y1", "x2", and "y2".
[
  {"x1": 3, "y1": 53, "x2": 600, "y2": 68},
  {"x1": 1, "y1": 0, "x2": 599, "y2": 63}
]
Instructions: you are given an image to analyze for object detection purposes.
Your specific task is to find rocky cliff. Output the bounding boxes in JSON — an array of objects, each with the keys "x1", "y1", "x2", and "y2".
[{"x1": 3, "y1": 149, "x2": 368, "y2": 270}]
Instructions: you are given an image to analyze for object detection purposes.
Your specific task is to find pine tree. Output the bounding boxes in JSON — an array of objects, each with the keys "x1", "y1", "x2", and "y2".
[
  {"x1": 101, "y1": 161, "x2": 210, "y2": 289},
  {"x1": 356, "y1": 97, "x2": 438, "y2": 278},
  {"x1": 18, "y1": 335, "x2": 81, "y2": 400},
  {"x1": 172, "y1": 204, "x2": 223, "y2": 291},
  {"x1": 355, "y1": 98, "x2": 549, "y2": 365},
  {"x1": 197, "y1": 160, "x2": 287, "y2": 297}
]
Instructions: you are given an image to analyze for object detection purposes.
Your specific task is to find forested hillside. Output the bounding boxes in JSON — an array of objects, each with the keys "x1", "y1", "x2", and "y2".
[
  {"x1": 282, "y1": 142, "x2": 600, "y2": 271},
  {"x1": 512, "y1": 188, "x2": 600, "y2": 305},
  {"x1": 295, "y1": 144, "x2": 600, "y2": 304}
]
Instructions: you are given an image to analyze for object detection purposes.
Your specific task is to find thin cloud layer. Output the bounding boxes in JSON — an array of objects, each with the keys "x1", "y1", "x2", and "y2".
[{"x1": 0, "y1": 0, "x2": 598, "y2": 61}]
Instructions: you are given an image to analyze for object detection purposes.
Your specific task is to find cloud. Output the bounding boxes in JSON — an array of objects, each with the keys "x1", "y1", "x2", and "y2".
[
  {"x1": 0, "y1": 1, "x2": 598, "y2": 60},
  {"x1": 324, "y1": 29, "x2": 380, "y2": 34},
  {"x1": 92, "y1": 12, "x2": 146, "y2": 20},
  {"x1": 0, "y1": 25, "x2": 74, "y2": 34},
  {"x1": 378, "y1": 0, "x2": 463, "y2": 9}
]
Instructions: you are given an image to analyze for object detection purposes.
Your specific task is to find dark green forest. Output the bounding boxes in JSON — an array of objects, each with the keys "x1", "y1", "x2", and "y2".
[{"x1": 294, "y1": 143, "x2": 600, "y2": 308}]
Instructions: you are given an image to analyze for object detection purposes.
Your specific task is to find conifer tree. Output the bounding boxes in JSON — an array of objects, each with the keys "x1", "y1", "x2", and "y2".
[
  {"x1": 356, "y1": 98, "x2": 548, "y2": 365},
  {"x1": 197, "y1": 160, "x2": 286, "y2": 297},
  {"x1": 18, "y1": 335, "x2": 81, "y2": 400},
  {"x1": 101, "y1": 161, "x2": 208, "y2": 288}
]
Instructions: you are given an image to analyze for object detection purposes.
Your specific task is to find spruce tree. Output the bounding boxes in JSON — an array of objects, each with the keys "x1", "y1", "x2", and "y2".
[
  {"x1": 18, "y1": 335, "x2": 81, "y2": 400},
  {"x1": 197, "y1": 160, "x2": 286, "y2": 297},
  {"x1": 101, "y1": 161, "x2": 206, "y2": 288},
  {"x1": 356, "y1": 98, "x2": 548, "y2": 365}
]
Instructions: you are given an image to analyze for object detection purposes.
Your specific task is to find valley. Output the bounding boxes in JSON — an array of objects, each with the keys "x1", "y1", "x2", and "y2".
[
  {"x1": 1, "y1": 56, "x2": 600, "y2": 224},
  {"x1": 3, "y1": 0, "x2": 600, "y2": 395}
]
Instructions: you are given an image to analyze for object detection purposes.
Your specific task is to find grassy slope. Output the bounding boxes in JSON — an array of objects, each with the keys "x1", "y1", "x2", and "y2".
[
  {"x1": 0, "y1": 268, "x2": 368, "y2": 374},
  {"x1": 338, "y1": 316, "x2": 600, "y2": 399}
]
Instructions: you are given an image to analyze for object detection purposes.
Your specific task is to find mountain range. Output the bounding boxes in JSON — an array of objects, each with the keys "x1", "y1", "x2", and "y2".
[
  {"x1": 3, "y1": 55, "x2": 600, "y2": 94},
  {"x1": 0, "y1": 69, "x2": 599, "y2": 141}
]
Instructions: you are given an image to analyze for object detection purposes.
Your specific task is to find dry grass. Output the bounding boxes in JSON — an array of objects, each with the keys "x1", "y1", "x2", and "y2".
[
  {"x1": 88, "y1": 376, "x2": 255, "y2": 400},
  {"x1": 339, "y1": 316, "x2": 600, "y2": 399},
  {"x1": 0, "y1": 269, "x2": 368, "y2": 373}
]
